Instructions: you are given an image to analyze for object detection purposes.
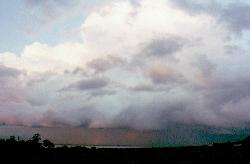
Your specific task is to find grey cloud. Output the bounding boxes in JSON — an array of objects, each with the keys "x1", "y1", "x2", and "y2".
[
  {"x1": 129, "y1": 0, "x2": 141, "y2": 7},
  {"x1": 0, "y1": 65, "x2": 21, "y2": 78},
  {"x1": 205, "y1": 77, "x2": 250, "y2": 108},
  {"x1": 36, "y1": 64, "x2": 250, "y2": 130},
  {"x1": 130, "y1": 84, "x2": 155, "y2": 92},
  {"x1": 0, "y1": 65, "x2": 24, "y2": 103},
  {"x1": 142, "y1": 37, "x2": 185, "y2": 57},
  {"x1": 78, "y1": 119, "x2": 92, "y2": 128},
  {"x1": 180, "y1": 73, "x2": 250, "y2": 127},
  {"x1": 26, "y1": 72, "x2": 54, "y2": 87},
  {"x1": 172, "y1": 0, "x2": 250, "y2": 33},
  {"x1": 27, "y1": 77, "x2": 47, "y2": 87},
  {"x1": 111, "y1": 98, "x2": 193, "y2": 130},
  {"x1": 72, "y1": 67, "x2": 86, "y2": 75},
  {"x1": 36, "y1": 110, "x2": 74, "y2": 127},
  {"x1": 224, "y1": 45, "x2": 245, "y2": 55},
  {"x1": 58, "y1": 105, "x2": 103, "y2": 128},
  {"x1": 112, "y1": 82, "x2": 249, "y2": 130},
  {"x1": 87, "y1": 56, "x2": 125, "y2": 74},
  {"x1": 149, "y1": 69, "x2": 183, "y2": 84},
  {"x1": 36, "y1": 105, "x2": 98, "y2": 128},
  {"x1": 22, "y1": 103, "x2": 96, "y2": 128},
  {"x1": 111, "y1": 62, "x2": 250, "y2": 130},
  {"x1": 26, "y1": 99, "x2": 44, "y2": 107},
  {"x1": 172, "y1": 0, "x2": 220, "y2": 15},
  {"x1": 149, "y1": 73, "x2": 170, "y2": 84},
  {"x1": 221, "y1": 3, "x2": 250, "y2": 33},
  {"x1": 63, "y1": 67, "x2": 89, "y2": 76},
  {"x1": 87, "y1": 89, "x2": 116, "y2": 99},
  {"x1": 192, "y1": 55, "x2": 216, "y2": 80},
  {"x1": 62, "y1": 77, "x2": 109, "y2": 91},
  {"x1": 76, "y1": 78, "x2": 109, "y2": 90},
  {"x1": 2, "y1": 0, "x2": 250, "y2": 135},
  {"x1": 130, "y1": 84, "x2": 173, "y2": 93}
]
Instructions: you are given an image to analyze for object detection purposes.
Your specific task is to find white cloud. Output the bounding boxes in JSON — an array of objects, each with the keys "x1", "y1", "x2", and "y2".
[{"x1": 0, "y1": 42, "x2": 97, "y2": 74}]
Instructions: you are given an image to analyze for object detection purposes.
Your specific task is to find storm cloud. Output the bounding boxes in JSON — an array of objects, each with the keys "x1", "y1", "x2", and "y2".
[{"x1": 0, "y1": 0, "x2": 250, "y2": 132}]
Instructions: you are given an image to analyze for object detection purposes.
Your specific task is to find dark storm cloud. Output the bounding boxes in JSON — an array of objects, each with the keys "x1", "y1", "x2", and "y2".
[
  {"x1": 111, "y1": 99, "x2": 192, "y2": 130},
  {"x1": 35, "y1": 105, "x2": 100, "y2": 128},
  {"x1": 2, "y1": 0, "x2": 250, "y2": 137},
  {"x1": 112, "y1": 79, "x2": 250, "y2": 130},
  {"x1": 36, "y1": 110, "x2": 74, "y2": 127},
  {"x1": 205, "y1": 76, "x2": 250, "y2": 108},
  {"x1": 78, "y1": 119, "x2": 92, "y2": 128},
  {"x1": 110, "y1": 53, "x2": 250, "y2": 129},
  {"x1": 62, "y1": 77, "x2": 109, "y2": 91}
]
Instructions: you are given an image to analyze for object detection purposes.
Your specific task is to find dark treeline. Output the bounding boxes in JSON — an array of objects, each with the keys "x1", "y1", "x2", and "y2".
[
  {"x1": 0, "y1": 134, "x2": 250, "y2": 163},
  {"x1": 0, "y1": 133, "x2": 54, "y2": 149}
]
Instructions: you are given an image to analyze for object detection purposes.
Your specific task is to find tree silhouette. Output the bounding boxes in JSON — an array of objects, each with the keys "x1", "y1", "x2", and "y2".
[
  {"x1": 31, "y1": 133, "x2": 41, "y2": 143},
  {"x1": 8, "y1": 136, "x2": 16, "y2": 142},
  {"x1": 43, "y1": 139, "x2": 55, "y2": 148}
]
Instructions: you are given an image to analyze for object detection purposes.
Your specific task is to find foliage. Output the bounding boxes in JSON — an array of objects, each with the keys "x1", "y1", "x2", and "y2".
[
  {"x1": 31, "y1": 133, "x2": 41, "y2": 143},
  {"x1": 0, "y1": 134, "x2": 249, "y2": 163},
  {"x1": 43, "y1": 139, "x2": 55, "y2": 148}
]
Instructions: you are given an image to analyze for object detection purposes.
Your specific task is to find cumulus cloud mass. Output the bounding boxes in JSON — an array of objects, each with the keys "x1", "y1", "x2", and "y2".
[{"x1": 1, "y1": 0, "x2": 250, "y2": 130}]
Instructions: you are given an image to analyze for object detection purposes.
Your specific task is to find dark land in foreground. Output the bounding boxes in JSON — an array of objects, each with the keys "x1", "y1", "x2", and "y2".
[{"x1": 0, "y1": 134, "x2": 250, "y2": 163}]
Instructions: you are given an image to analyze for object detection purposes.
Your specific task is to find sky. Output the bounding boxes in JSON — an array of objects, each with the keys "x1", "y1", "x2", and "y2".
[{"x1": 0, "y1": 0, "x2": 250, "y2": 145}]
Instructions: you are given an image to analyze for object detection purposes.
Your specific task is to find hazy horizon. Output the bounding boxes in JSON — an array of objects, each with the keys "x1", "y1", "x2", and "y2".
[{"x1": 0, "y1": 125, "x2": 248, "y2": 146}]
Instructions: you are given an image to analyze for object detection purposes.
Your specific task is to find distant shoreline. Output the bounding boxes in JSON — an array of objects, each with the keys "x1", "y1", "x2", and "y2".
[{"x1": 55, "y1": 144, "x2": 147, "y2": 149}]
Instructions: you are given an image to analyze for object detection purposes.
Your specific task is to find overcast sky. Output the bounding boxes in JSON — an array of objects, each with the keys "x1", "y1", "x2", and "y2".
[{"x1": 0, "y1": 0, "x2": 250, "y2": 144}]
